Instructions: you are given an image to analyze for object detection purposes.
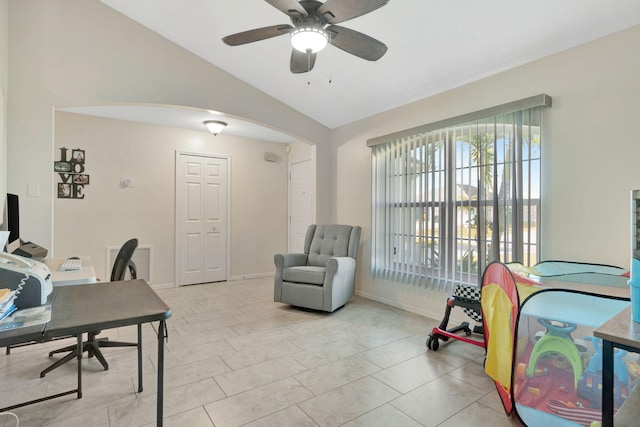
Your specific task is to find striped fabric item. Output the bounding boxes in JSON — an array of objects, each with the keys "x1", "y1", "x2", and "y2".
[{"x1": 546, "y1": 400, "x2": 602, "y2": 427}]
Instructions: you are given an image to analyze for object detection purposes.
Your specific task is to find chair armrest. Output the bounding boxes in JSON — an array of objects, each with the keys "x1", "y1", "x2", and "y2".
[
  {"x1": 323, "y1": 257, "x2": 357, "y2": 311},
  {"x1": 274, "y1": 253, "x2": 308, "y2": 270},
  {"x1": 274, "y1": 253, "x2": 308, "y2": 303},
  {"x1": 325, "y1": 256, "x2": 356, "y2": 277}
]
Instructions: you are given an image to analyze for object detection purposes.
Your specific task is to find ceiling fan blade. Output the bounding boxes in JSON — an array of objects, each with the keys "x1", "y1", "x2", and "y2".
[
  {"x1": 222, "y1": 24, "x2": 294, "y2": 46},
  {"x1": 327, "y1": 25, "x2": 388, "y2": 61},
  {"x1": 264, "y1": 0, "x2": 308, "y2": 18},
  {"x1": 290, "y1": 49, "x2": 316, "y2": 73},
  {"x1": 316, "y1": 0, "x2": 389, "y2": 24}
]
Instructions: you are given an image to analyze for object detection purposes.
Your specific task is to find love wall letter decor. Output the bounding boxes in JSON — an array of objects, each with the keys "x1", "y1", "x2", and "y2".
[{"x1": 54, "y1": 147, "x2": 90, "y2": 199}]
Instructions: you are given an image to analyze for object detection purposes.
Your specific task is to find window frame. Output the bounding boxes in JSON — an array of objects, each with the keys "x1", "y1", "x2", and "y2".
[{"x1": 369, "y1": 95, "x2": 550, "y2": 289}]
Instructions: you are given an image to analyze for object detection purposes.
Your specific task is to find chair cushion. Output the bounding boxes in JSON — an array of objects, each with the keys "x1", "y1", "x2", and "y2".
[
  {"x1": 283, "y1": 266, "x2": 326, "y2": 285},
  {"x1": 307, "y1": 224, "x2": 353, "y2": 267}
]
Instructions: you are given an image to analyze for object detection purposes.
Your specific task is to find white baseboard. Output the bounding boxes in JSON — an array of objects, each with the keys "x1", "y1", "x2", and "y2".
[
  {"x1": 151, "y1": 273, "x2": 274, "y2": 288},
  {"x1": 355, "y1": 289, "x2": 472, "y2": 326},
  {"x1": 230, "y1": 272, "x2": 274, "y2": 281},
  {"x1": 355, "y1": 290, "x2": 442, "y2": 320},
  {"x1": 151, "y1": 280, "x2": 471, "y2": 325},
  {"x1": 150, "y1": 282, "x2": 175, "y2": 290}
]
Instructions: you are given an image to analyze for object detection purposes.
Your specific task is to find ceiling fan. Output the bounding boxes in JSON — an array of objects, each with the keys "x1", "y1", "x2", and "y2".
[{"x1": 222, "y1": 0, "x2": 390, "y2": 73}]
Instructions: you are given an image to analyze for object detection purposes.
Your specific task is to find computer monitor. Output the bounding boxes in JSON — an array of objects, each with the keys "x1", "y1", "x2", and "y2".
[
  {"x1": 6, "y1": 193, "x2": 20, "y2": 245},
  {"x1": 2, "y1": 194, "x2": 47, "y2": 258}
]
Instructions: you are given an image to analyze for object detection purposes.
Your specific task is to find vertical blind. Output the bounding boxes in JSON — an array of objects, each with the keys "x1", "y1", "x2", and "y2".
[{"x1": 370, "y1": 95, "x2": 551, "y2": 291}]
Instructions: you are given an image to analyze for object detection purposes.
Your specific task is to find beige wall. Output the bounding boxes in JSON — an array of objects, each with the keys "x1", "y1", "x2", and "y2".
[
  {"x1": 288, "y1": 140, "x2": 316, "y2": 228},
  {"x1": 288, "y1": 141, "x2": 314, "y2": 165},
  {"x1": 7, "y1": 0, "x2": 640, "y2": 318},
  {"x1": 7, "y1": 0, "x2": 330, "y2": 252},
  {"x1": 54, "y1": 112, "x2": 288, "y2": 284},
  {"x1": 332, "y1": 25, "x2": 640, "y2": 319},
  {"x1": 0, "y1": 0, "x2": 7, "y2": 214}
]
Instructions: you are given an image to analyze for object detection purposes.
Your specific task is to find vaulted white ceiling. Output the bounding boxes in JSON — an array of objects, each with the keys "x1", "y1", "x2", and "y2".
[{"x1": 93, "y1": 0, "x2": 640, "y2": 138}]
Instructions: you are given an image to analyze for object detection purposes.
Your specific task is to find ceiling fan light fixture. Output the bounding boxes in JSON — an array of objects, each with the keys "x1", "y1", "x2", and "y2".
[
  {"x1": 291, "y1": 26, "x2": 328, "y2": 53},
  {"x1": 203, "y1": 120, "x2": 227, "y2": 135}
]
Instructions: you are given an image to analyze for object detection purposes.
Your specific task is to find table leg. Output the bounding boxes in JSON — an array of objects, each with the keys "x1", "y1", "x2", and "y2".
[
  {"x1": 157, "y1": 319, "x2": 166, "y2": 427},
  {"x1": 77, "y1": 333, "x2": 83, "y2": 399},
  {"x1": 0, "y1": 334, "x2": 83, "y2": 412},
  {"x1": 601, "y1": 339, "x2": 614, "y2": 427},
  {"x1": 137, "y1": 323, "x2": 143, "y2": 393}
]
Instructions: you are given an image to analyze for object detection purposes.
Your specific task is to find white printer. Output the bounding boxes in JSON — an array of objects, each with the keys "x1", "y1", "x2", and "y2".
[{"x1": 0, "y1": 252, "x2": 53, "y2": 308}]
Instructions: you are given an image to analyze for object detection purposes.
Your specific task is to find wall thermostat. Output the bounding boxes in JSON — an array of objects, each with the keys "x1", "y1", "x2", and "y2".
[
  {"x1": 264, "y1": 152, "x2": 280, "y2": 163},
  {"x1": 120, "y1": 177, "x2": 135, "y2": 188}
]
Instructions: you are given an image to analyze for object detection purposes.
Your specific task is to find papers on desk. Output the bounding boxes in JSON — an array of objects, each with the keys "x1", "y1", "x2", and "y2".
[
  {"x1": 0, "y1": 288, "x2": 17, "y2": 321},
  {"x1": 0, "y1": 304, "x2": 51, "y2": 331}
]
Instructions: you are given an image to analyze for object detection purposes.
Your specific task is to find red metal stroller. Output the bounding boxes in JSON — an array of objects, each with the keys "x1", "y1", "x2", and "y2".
[{"x1": 427, "y1": 284, "x2": 485, "y2": 351}]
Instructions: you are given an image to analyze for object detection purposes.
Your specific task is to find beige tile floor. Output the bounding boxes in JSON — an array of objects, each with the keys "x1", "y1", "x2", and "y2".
[{"x1": 0, "y1": 277, "x2": 522, "y2": 427}]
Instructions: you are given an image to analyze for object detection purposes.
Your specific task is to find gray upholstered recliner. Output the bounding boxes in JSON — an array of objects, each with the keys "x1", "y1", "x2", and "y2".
[{"x1": 274, "y1": 224, "x2": 361, "y2": 312}]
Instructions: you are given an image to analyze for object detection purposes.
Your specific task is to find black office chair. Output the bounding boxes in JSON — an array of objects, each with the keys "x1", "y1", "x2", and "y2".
[{"x1": 40, "y1": 238, "x2": 139, "y2": 377}]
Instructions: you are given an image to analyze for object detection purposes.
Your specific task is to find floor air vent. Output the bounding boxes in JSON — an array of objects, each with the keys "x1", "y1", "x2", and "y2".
[{"x1": 106, "y1": 244, "x2": 152, "y2": 282}]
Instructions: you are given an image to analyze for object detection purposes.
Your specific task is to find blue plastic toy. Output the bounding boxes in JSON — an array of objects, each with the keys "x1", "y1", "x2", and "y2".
[
  {"x1": 577, "y1": 336, "x2": 629, "y2": 409},
  {"x1": 584, "y1": 336, "x2": 628, "y2": 383}
]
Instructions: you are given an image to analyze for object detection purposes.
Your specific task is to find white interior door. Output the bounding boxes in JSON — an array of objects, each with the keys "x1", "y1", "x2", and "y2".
[
  {"x1": 289, "y1": 159, "x2": 313, "y2": 252},
  {"x1": 176, "y1": 152, "x2": 229, "y2": 286}
]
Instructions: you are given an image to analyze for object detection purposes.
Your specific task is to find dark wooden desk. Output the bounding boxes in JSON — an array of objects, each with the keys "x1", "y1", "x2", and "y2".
[
  {"x1": 594, "y1": 306, "x2": 640, "y2": 427},
  {"x1": 0, "y1": 279, "x2": 171, "y2": 426}
]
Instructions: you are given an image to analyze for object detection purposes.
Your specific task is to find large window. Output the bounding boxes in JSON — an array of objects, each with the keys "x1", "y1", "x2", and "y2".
[{"x1": 370, "y1": 95, "x2": 551, "y2": 290}]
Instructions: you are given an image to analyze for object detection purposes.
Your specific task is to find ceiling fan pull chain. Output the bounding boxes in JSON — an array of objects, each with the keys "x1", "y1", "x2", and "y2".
[
  {"x1": 306, "y1": 48, "x2": 312, "y2": 84},
  {"x1": 328, "y1": 35, "x2": 333, "y2": 84}
]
